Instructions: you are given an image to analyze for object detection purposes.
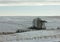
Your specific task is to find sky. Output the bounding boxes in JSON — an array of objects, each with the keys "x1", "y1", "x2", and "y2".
[
  {"x1": 0, "y1": 0, "x2": 60, "y2": 2},
  {"x1": 0, "y1": 5, "x2": 60, "y2": 16}
]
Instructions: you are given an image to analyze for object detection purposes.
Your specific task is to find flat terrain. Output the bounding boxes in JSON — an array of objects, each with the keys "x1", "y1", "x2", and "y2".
[{"x1": 0, "y1": 30, "x2": 60, "y2": 42}]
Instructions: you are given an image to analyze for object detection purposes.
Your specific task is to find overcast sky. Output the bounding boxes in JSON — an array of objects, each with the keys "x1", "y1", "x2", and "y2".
[
  {"x1": 0, "y1": 5, "x2": 60, "y2": 16},
  {"x1": 0, "y1": 0, "x2": 60, "y2": 2}
]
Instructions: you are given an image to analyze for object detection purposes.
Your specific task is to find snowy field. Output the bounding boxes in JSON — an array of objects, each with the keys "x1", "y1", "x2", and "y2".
[
  {"x1": 0, "y1": 30, "x2": 60, "y2": 42},
  {"x1": 0, "y1": 16, "x2": 60, "y2": 32},
  {"x1": 0, "y1": 16, "x2": 60, "y2": 42}
]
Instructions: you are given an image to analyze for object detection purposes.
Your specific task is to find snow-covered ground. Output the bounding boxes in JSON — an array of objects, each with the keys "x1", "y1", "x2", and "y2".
[
  {"x1": 0, "y1": 16, "x2": 60, "y2": 42},
  {"x1": 0, "y1": 16, "x2": 60, "y2": 32},
  {"x1": 0, "y1": 30, "x2": 60, "y2": 42}
]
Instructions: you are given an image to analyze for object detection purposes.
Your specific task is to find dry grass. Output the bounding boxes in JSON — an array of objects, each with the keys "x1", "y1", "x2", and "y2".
[{"x1": 0, "y1": 32, "x2": 15, "y2": 35}]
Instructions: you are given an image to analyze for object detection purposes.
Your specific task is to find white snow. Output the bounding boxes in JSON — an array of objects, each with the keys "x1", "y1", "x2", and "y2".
[{"x1": 0, "y1": 30, "x2": 60, "y2": 42}]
